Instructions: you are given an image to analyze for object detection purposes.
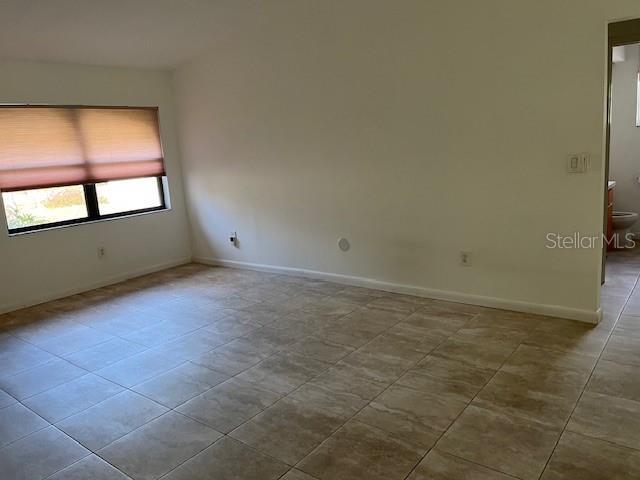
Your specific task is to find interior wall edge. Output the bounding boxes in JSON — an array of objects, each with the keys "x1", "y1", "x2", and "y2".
[
  {"x1": 195, "y1": 256, "x2": 601, "y2": 325},
  {"x1": 0, "y1": 256, "x2": 192, "y2": 316}
]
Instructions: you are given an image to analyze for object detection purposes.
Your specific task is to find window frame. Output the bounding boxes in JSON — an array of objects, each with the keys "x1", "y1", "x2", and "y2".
[{"x1": 5, "y1": 176, "x2": 167, "y2": 235}]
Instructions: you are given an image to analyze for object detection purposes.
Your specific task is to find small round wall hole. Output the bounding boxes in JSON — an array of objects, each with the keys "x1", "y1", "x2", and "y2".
[{"x1": 338, "y1": 237, "x2": 350, "y2": 252}]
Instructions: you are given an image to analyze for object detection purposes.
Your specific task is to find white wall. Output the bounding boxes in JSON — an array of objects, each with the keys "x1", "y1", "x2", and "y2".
[
  {"x1": 0, "y1": 61, "x2": 192, "y2": 313},
  {"x1": 174, "y1": 0, "x2": 640, "y2": 322},
  {"x1": 611, "y1": 43, "x2": 640, "y2": 234}
]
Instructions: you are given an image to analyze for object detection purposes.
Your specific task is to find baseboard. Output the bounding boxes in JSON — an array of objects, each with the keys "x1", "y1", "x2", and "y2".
[
  {"x1": 0, "y1": 256, "x2": 192, "y2": 316},
  {"x1": 195, "y1": 256, "x2": 601, "y2": 324}
]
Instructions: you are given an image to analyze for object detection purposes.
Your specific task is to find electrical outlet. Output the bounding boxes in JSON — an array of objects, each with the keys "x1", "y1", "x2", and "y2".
[
  {"x1": 229, "y1": 231, "x2": 237, "y2": 245},
  {"x1": 460, "y1": 251, "x2": 472, "y2": 266},
  {"x1": 97, "y1": 247, "x2": 106, "y2": 258}
]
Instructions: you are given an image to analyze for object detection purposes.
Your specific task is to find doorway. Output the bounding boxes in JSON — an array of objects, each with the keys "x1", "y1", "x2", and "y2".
[{"x1": 602, "y1": 20, "x2": 640, "y2": 322}]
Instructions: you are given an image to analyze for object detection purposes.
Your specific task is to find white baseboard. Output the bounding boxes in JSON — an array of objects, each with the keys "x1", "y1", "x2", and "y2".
[
  {"x1": 0, "y1": 256, "x2": 192, "y2": 316},
  {"x1": 195, "y1": 256, "x2": 601, "y2": 324}
]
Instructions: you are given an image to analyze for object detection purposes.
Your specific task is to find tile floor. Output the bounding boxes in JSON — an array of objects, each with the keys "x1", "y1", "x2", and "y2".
[{"x1": 0, "y1": 258, "x2": 639, "y2": 479}]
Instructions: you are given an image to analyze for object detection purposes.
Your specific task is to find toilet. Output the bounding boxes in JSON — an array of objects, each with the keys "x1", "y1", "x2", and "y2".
[
  {"x1": 613, "y1": 211, "x2": 639, "y2": 231},
  {"x1": 612, "y1": 211, "x2": 639, "y2": 246}
]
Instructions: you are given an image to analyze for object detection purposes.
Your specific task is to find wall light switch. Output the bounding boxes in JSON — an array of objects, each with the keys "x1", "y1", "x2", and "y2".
[{"x1": 567, "y1": 153, "x2": 589, "y2": 173}]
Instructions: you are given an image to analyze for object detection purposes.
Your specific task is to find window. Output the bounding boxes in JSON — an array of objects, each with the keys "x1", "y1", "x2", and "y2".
[
  {"x1": 96, "y1": 177, "x2": 164, "y2": 216},
  {"x1": 0, "y1": 106, "x2": 168, "y2": 234},
  {"x1": 3, "y1": 185, "x2": 88, "y2": 230}
]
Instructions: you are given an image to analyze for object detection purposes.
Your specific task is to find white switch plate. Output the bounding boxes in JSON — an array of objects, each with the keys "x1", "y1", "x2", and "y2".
[{"x1": 567, "y1": 153, "x2": 589, "y2": 173}]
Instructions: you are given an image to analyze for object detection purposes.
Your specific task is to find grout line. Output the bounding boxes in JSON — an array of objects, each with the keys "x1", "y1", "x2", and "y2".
[
  {"x1": 261, "y1": 306, "x2": 483, "y2": 477},
  {"x1": 41, "y1": 429, "x2": 129, "y2": 480},
  {"x1": 162, "y1": 303, "x2": 431, "y2": 474},
  {"x1": 400, "y1": 314, "x2": 531, "y2": 480}
]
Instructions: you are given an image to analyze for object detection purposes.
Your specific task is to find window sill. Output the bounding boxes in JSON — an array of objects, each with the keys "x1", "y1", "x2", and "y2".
[{"x1": 7, "y1": 207, "x2": 171, "y2": 237}]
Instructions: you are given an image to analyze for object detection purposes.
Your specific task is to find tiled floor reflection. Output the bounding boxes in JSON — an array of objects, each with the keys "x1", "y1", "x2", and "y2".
[{"x1": 0, "y1": 259, "x2": 638, "y2": 479}]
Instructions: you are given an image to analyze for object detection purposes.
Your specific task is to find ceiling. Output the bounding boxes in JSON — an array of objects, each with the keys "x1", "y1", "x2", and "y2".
[{"x1": 0, "y1": 0, "x2": 252, "y2": 69}]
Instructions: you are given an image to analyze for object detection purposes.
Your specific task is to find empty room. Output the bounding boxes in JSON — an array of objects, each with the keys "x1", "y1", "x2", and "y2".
[{"x1": 1, "y1": 1, "x2": 640, "y2": 479}]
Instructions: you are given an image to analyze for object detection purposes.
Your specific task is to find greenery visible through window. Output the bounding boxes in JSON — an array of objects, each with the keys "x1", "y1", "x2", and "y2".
[
  {"x1": 2, "y1": 176, "x2": 165, "y2": 233},
  {"x1": 4, "y1": 185, "x2": 88, "y2": 230}
]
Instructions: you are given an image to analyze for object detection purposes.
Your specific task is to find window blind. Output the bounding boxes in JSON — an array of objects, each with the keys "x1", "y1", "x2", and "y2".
[{"x1": 0, "y1": 106, "x2": 165, "y2": 192}]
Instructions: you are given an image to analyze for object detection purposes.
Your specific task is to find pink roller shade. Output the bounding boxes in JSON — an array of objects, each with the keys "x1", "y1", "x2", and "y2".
[{"x1": 0, "y1": 106, "x2": 165, "y2": 191}]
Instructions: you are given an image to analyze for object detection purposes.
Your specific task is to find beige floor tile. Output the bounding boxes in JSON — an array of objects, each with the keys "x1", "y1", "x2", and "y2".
[
  {"x1": 333, "y1": 350, "x2": 414, "y2": 387},
  {"x1": 0, "y1": 402, "x2": 49, "y2": 447},
  {"x1": 94, "y1": 349, "x2": 185, "y2": 388},
  {"x1": 236, "y1": 351, "x2": 330, "y2": 395},
  {"x1": 308, "y1": 368, "x2": 386, "y2": 403},
  {"x1": 501, "y1": 345, "x2": 596, "y2": 397},
  {"x1": 98, "y1": 412, "x2": 221, "y2": 480},
  {"x1": 412, "y1": 304, "x2": 474, "y2": 323},
  {"x1": 602, "y1": 334, "x2": 640, "y2": 366},
  {"x1": 385, "y1": 322, "x2": 446, "y2": 352},
  {"x1": 408, "y1": 449, "x2": 517, "y2": 480},
  {"x1": 428, "y1": 299, "x2": 489, "y2": 315},
  {"x1": 286, "y1": 335, "x2": 355, "y2": 363},
  {"x1": 0, "y1": 334, "x2": 52, "y2": 378},
  {"x1": 298, "y1": 420, "x2": 422, "y2": 480},
  {"x1": 451, "y1": 324, "x2": 530, "y2": 349},
  {"x1": 343, "y1": 307, "x2": 409, "y2": 328},
  {"x1": 400, "y1": 310, "x2": 469, "y2": 337},
  {"x1": 242, "y1": 326, "x2": 302, "y2": 352},
  {"x1": 152, "y1": 328, "x2": 237, "y2": 360},
  {"x1": 230, "y1": 398, "x2": 343, "y2": 465},
  {"x1": 191, "y1": 338, "x2": 273, "y2": 376},
  {"x1": 0, "y1": 388, "x2": 16, "y2": 408},
  {"x1": 397, "y1": 356, "x2": 493, "y2": 403},
  {"x1": 468, "y1": 310, "x2": 541, "y2": 330},
  {"x1": 0, "y1": 426, "x2": 90, "y2": 480},
  {"x1": 0, "y1": 358, "x2": 88, "y2": 400},
  {"x1": 56, "y1": 390, "x2": 168, "y2": 451},
  {"x1": 47, "y1": 454, "x2": 132, "y2": 480},
  {"x1": 281, "y1": 469, "x2": 319, "y2": 480},
  {"x1": 356, "y1": 332, "x2": 430, "y2": 363},
  {"x1": 36, "y1": 326, "x2": 115, "y2": 357},
  {"x1": 224, "y1": 308, "x2": 282, "y2": 327},
  {"x1": 314, "y1": 325, "x2": 377, "y2": 349},
  {"x1": 269, "y1": 311, "x2": 342, "y2": 336},
  {"x1": 132, "y1": 361, "x2": 229, "y2": 408},
  {"x1": 524, "y1": 324, "x2": 608, "y2": 357},
  {"x1": 287, "y1": 382, "x2": 368, "y2": 420},
  {"x1": 437, "y1": 405, "x2": 561, "y2": 480},
  {"x1": 22, "y1": 373, "x2": 124, "y2": 423},
  {"x1": 541, "y1": 431, "x2": 640, "y2": 479},
  {"x1": 366, "y1": 297, "x2": 424, "y2": 313},
  {"x1": 301, "y1": 297, "x2": 358, "y2": 316},
  {"x1": 120, "y1": 319, "x2": 207, "y2": 348},
  {"x1": 305, "y1": 282, "x2": 347, "y2": 296},
  {"x1": 163, "y1": 437, "x2": 288, "y2": 480},
  {"x1": 176, "y1": 377, "x2": 280, "y2": 433},
  {"x1": 63, "y1": 338, "x2": 146, "y2": 372},
  {"x1": 567, "y1": 391, "x2": 640, "y2": 450},
  {"x1": 10, "y1": 316, "x2": 87, "y2": 345},
  {"x1": 314, "y1": 309, "x2": 398, "y2": 348},
  {"x1": 474, "y1": 371, "x2": 579, "y2": 428},
  {"x1": 355, "y1": 384, "x2": 467, "y2": 451},
  {"x1": 432, "y1": 338, "x2": 515, "y2": 371},
  {"x1": 332, "y1": 289, "x2": 385, "y2": 306},
  {"x1": 588, "y1": 359, "x2": 640, "y2": 402},
  {"x1": 613, "y1": 314, "x2": 640, "y2": 339}
]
